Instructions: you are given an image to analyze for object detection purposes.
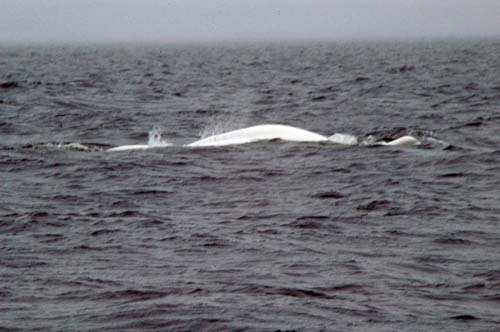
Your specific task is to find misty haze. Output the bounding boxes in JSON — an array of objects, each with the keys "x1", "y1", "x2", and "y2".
[{"x1": 0, "y1": 0, "x2": 499, "y2": 43}]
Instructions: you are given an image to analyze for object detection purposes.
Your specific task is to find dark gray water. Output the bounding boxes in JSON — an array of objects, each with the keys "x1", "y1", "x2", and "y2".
[{"x1": 1, "y1": 40, "x2": 500, "y2": 331}]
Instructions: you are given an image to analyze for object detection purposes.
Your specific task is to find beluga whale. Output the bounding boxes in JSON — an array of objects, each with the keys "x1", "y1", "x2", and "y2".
[
  {"x1": 188, "y1": 124, "x2": 334, "y2": 147},
  {"x1": 106, "y1": 124, "x2": 420, "y2": 152},
  {"x1": 379, "y1": 135, "x2": 420, "y2": 147}
]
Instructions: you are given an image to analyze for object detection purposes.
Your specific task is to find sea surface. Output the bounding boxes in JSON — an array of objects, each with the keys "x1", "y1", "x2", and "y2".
[{"x1": 1, "y1": 40, "x2": 500, "y2": 331}]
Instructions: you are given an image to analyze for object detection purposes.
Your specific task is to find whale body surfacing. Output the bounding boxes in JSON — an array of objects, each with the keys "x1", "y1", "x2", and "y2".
[
  {"x1": 107, "y1": 144, "x2": 151, "y2": 152},
  {"x1": 106, "y1": 124, "x2": 422, "y2": 151},
  {"x1": 381, "y1": 135, "x2": 420, "y2": 147},
  {"x1": 188, "y1": 124, "x2": 329, "y2": 147}
]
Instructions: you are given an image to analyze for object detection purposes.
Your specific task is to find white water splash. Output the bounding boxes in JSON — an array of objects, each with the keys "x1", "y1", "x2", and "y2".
[
  {"x1": 147, "y1": 128, "x2": 171, "y2": 147},
  {"x1": 360, "y1": 135, "x2": 377, "y2": 146},
  {"x1": 328, "y1": 133, "x2": 358, "y2": 145},
  {"x1": 199, "y1": 114, "x2": 248, "y2": 139},
  {"x1": 107, "y1": 128, "x2": 171, "y2": 151},
  {"x1": 55, "y1": 142, "x2": 102, "y2": 152}
]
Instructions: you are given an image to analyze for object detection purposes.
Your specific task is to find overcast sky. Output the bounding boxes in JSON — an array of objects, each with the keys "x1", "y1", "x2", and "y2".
[{"x1": 0, "y1": 0, "x2": 499, "y2": 43}]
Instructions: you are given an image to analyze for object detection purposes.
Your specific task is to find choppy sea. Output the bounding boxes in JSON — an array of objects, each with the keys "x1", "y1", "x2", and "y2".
[{"x1": 1, "y1": 40, "x2": 500, "y2": 331}]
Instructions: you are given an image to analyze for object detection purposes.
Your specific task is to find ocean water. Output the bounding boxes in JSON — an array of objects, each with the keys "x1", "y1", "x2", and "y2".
[{"x1": 1, "y1": 40, "x2": 500, "y2": 331}]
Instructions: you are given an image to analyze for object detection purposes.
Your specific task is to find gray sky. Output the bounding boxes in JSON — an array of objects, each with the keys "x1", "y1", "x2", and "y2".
[{"x1": 1, "y1": 0, "x2": 499, "y2": 43}]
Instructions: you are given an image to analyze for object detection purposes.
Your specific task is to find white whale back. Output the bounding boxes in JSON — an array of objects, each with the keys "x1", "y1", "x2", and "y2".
[
  {"x1": 382, "y1": 135, "x2": 420, "y2": 147},
  {"x1": 188, "y1": 124, "x2": 329, "y2": 147},
  {"x1": 107, "y1": 144, "x2": 150, "y2": 152}
]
